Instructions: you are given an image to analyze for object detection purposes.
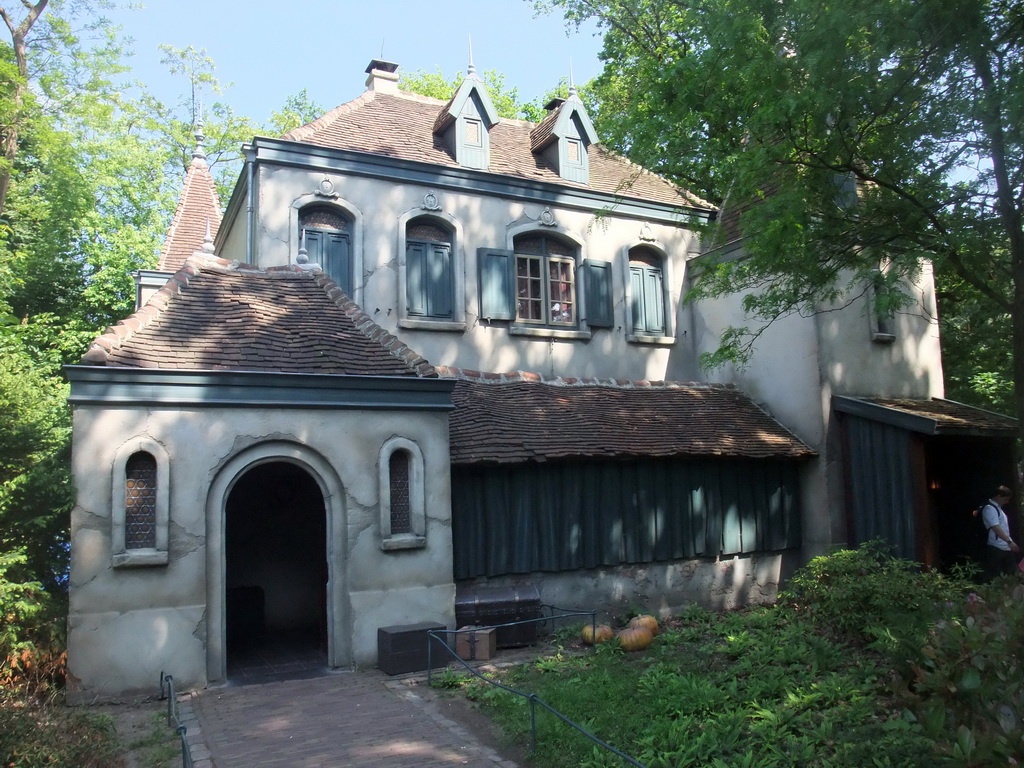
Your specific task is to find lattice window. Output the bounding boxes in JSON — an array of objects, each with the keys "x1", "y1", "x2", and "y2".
[
  {"x1": 125, "y1": 452, "x2": 157, "y2": 549},
  {"x1": 389, "y1": 451, "x2": 412, "y2": 535}
]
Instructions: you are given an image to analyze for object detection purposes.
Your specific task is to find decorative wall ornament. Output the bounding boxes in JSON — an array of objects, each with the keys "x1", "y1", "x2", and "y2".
[
  {"x1": 639, "y1": 222, "x2": 655, "y2": 242},
  {"x1": 539, "y1": 207, "x2": 557, "y2": 227},
  {"x1": 420, "y1": 190, "x2": 442, "y2": 211},
  {"x1": 314, "y1": 176, "x2": 339, "y2": 198}
]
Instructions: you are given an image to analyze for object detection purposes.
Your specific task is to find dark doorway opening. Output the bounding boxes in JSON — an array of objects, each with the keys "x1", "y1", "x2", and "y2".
[
  {"x1": 925, "y1": 435, "x2": 1017, "y2": 571},
  {"x1": 225, "y1": 462, "x2": 328, "y2": 683}
]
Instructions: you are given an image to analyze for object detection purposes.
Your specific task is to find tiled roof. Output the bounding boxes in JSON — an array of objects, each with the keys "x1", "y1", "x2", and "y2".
[
  {"x1": 158, "y1": 155, "x2": 223, "y2": 272},
  {"x1": 82, "y1": 256, "x2": 435, "y2": 377},
  {"x1": 281, "y1": 90, "x2": 712, "y2": 210},
  {"x1": 439, "y1": 367, "x2": 814, "y2": 464},
  {"x1": 854, "y1": 397, "x2": 1018, "y2": 435}
]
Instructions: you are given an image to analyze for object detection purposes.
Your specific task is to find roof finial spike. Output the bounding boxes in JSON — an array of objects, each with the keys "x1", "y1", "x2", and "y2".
[
  {"x1": 192, "y1": 107, "x2": 207, "y2": 161},
  {"x1": 467, "y1": 34, "x2": 477, "y2": 78},
  {"x1": 569, "y1": 60, "x2": 578, "y2": 98},
  {"x1": 201, "y1": 217, "x2": 215, "y2": 253}
]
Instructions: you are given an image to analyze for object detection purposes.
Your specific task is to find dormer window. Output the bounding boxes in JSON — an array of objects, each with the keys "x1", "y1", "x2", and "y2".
[
  {"x1": 530, "y1": 88, "x2": 599, "y2": 185},
  {"x1": 433, "y1": 63, "x2": 500, "y2": 170}
]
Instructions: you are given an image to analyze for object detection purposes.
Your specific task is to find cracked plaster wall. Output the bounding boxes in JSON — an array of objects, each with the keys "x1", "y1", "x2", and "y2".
[
  {"x1": 68, "y1": 403, "x2": 454, "y2": 701},
  {"x1": 252, "y1": 166, "x2": 698, "y2": 381}
]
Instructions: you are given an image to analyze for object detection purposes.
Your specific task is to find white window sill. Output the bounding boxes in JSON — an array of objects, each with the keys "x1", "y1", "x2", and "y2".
[
  {"x1": 626, "y1": 333, "x2": 676, "y2": 346},
  {"x1": 113, "y1": 549, "x2": 169, "y2": 568},
  {"x1": 509, "y1": 325, "x2": 592, "y2": 341},
  {"x1": 399, "y1": 318, "x2": 466, "y2": 332},
  {"x1": 381, "y1": 534, "x2": 427, "y2": 552}
]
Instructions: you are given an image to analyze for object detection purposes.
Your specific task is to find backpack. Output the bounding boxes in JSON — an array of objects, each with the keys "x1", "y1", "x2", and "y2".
[{"x1": 973, "y1": 502, "x2": 995, "y2": 542}]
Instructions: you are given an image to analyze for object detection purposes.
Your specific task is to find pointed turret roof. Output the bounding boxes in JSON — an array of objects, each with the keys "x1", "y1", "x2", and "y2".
[{"x1": 157, "y1": 123, "x2": 223, "y2": 272}]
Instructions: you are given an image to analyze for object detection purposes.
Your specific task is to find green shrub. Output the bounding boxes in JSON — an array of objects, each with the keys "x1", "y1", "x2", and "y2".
[
  {"x1": 903, "y1": 580, "x2": 1024, "y2": 766},
  {"x1": 0, "y1": 549, "x2": 65, "y2": 700},
  {"x1": 0, "y1": 704, "x2": 123, "y2": 768},
  {"x1": 780, "y1": 540, "x2": 970, "y2": 652}
]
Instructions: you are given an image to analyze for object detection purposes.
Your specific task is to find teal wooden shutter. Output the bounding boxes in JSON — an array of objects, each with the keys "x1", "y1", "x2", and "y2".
[
  {"x1": 629, "y1": 265, "x2": 645, "y2": 333},
  {"x1": 427, "y1": 243, "x2": 453, "y2": 318},
  {"x1": 644, "y1": 266, "x2": 665, "y2": 334},
  {"x1": 406, "y1": 241, "x2": 427, "y2": 315},
  {"x1": 584, "y1": 259, "x2": 613, "y2": 328},
  {"x1": 478, "y1": 248, "x2": 514, "y2": 320},
  {"x1": 308, "y1": 229, "x2": 351, "y2": 295}
]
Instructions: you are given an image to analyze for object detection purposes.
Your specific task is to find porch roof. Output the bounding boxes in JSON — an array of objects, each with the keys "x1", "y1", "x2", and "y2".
[
  {"x1": 440, "y1": 367, "x2": 816, "y2": 464},
  {"x1": 832, "y1": 396, "x2": 1018, "y2": 437},
  {"x1": 81, "y1": 255, "x2": 435, "y2": 378}
]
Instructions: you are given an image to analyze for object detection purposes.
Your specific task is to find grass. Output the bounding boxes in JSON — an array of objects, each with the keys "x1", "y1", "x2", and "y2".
[
  {"x1": 0, "y1": 696, "x2": 125, "y2": 768},
  {"x1": 127, "y1": 711, "x2": 181, "y2": 768},
  {"x1": 439, "y1": 545, "x2": 1023, "y2": 768},
  {"x1": 457, "y1": 607, "x2": 931, "y2": 768}
]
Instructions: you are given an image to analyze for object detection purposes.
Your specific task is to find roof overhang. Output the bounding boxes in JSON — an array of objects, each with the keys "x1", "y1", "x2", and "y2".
[
  {"x1": 832, "y1": 396, "x2": 1017, "y2": 438},
  {"x1": 218, "y1": 137, "x2": 714, "y2": 244},
  {"x1": 66, "y1": 366, "x2": 455, "y2": 411}
]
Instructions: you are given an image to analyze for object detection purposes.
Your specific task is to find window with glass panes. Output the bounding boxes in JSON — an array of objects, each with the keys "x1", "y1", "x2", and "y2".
[
  {"x1": 124, "y1": 452, "x2": 157, "y2": 549},
  {"x1": 514, "y1": 235, "x2": 576, "y2": 327}
]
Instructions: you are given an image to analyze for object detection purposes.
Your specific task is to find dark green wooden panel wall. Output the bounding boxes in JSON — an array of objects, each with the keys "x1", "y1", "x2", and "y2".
[{"x1": 451, "y1": 457, "x2": 802, "y2": 579}]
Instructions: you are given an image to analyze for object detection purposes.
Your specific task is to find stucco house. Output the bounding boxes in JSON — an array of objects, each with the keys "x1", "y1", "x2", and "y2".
[{"x1": 65, "y1": 60, "x2": 1015, "y2": 701}]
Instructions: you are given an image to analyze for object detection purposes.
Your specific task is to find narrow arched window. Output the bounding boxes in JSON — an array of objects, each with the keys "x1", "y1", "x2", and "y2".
[
  {"x1": 300, "y1": 206, "x2": 352, "y2": 294},
  {"x1": 125, "y1": 452, "x2": 157, "y2": 549},
  {"x1": 389, "y1": 450, "x2": 412, "y2": 535}
]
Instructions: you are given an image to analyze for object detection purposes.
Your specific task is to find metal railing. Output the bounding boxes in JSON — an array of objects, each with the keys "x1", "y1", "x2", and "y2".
[
  {"x1": 427, "y1": 604, "x2": 647, "y2": 768},
  {"x1": 158, "y1": 672, "x2": 194, "y2": 768}
]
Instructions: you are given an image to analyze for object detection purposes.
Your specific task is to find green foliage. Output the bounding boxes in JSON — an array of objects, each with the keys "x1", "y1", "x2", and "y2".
[
  {"x1": 465, "y1": 548, "x2": 1019, "y2": 766},
  {"x1": 903, "y1": 580, "x2": 1024, "y2": 765},
  {"x1": 398, "y1": 67, "x2": 582, "y2": 123},
  {"x1": 476, "y1": 603, "x2": 933, "y2": 767},
  {"x1": 267, "y1": 89, "x2": 324, "y2": 136},
  {"x1": 0, "y1": 705, "x2": 122, "y2": 768},
  {"x1": 781, "y1": 540, "x2": 971, "y2": 652},
  {"x1": 542, "y1": 0, "x2": 1024, "y2": 425}
]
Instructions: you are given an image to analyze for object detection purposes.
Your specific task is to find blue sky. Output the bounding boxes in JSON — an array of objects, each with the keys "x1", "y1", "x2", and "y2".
[{"x1": 104, "y1": 1, "x2": 607, "y2": 123}]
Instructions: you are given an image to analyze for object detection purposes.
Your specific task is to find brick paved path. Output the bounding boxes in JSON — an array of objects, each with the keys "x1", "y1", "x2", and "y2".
[{"x1": 185, "y1": 670, "x2": 518, "y2": 768}]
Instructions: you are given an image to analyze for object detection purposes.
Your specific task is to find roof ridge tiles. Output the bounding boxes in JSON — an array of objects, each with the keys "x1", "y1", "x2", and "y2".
[{"x1": 436, "y1": 365, "x2": 725, "y2": 389}]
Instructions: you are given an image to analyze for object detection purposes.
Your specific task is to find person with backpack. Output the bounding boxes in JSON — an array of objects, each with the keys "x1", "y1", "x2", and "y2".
[{"x1": 981, "y1": 485, "x2": 1020, "y2": 580}]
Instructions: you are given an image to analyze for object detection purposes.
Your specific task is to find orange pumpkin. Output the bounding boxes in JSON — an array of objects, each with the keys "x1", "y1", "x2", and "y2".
[
  {"x1": 627, "y1": 614, "x2": 659, "y2": 636},
  {"x1": 617, "y1": 626, "x2": 654, "y2": 652},
  {"x1": 580, "y1": 623, "x2": 614, "y2": 645}
]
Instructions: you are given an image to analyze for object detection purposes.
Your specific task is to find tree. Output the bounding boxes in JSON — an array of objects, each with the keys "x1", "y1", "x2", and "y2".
[
  {"x1": 399, "y1": 67, "x2": 564, "y2": 122},
  {"x1": 0, "y1": 0, "x2": 47, "y2": 218},
  {"x1": 543, "y1": 0, "x2": 1024, "y2": 426}
]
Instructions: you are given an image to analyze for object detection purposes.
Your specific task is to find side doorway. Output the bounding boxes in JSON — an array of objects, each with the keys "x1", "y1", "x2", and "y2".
[{"x1": 225, "y1": 461, "x2": 327, "y2": 681}]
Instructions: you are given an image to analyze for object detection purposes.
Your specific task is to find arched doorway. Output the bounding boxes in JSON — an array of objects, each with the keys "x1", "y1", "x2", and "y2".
[{"x1": 225, "y1": 461, "x2": 327, "y2": 681}]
